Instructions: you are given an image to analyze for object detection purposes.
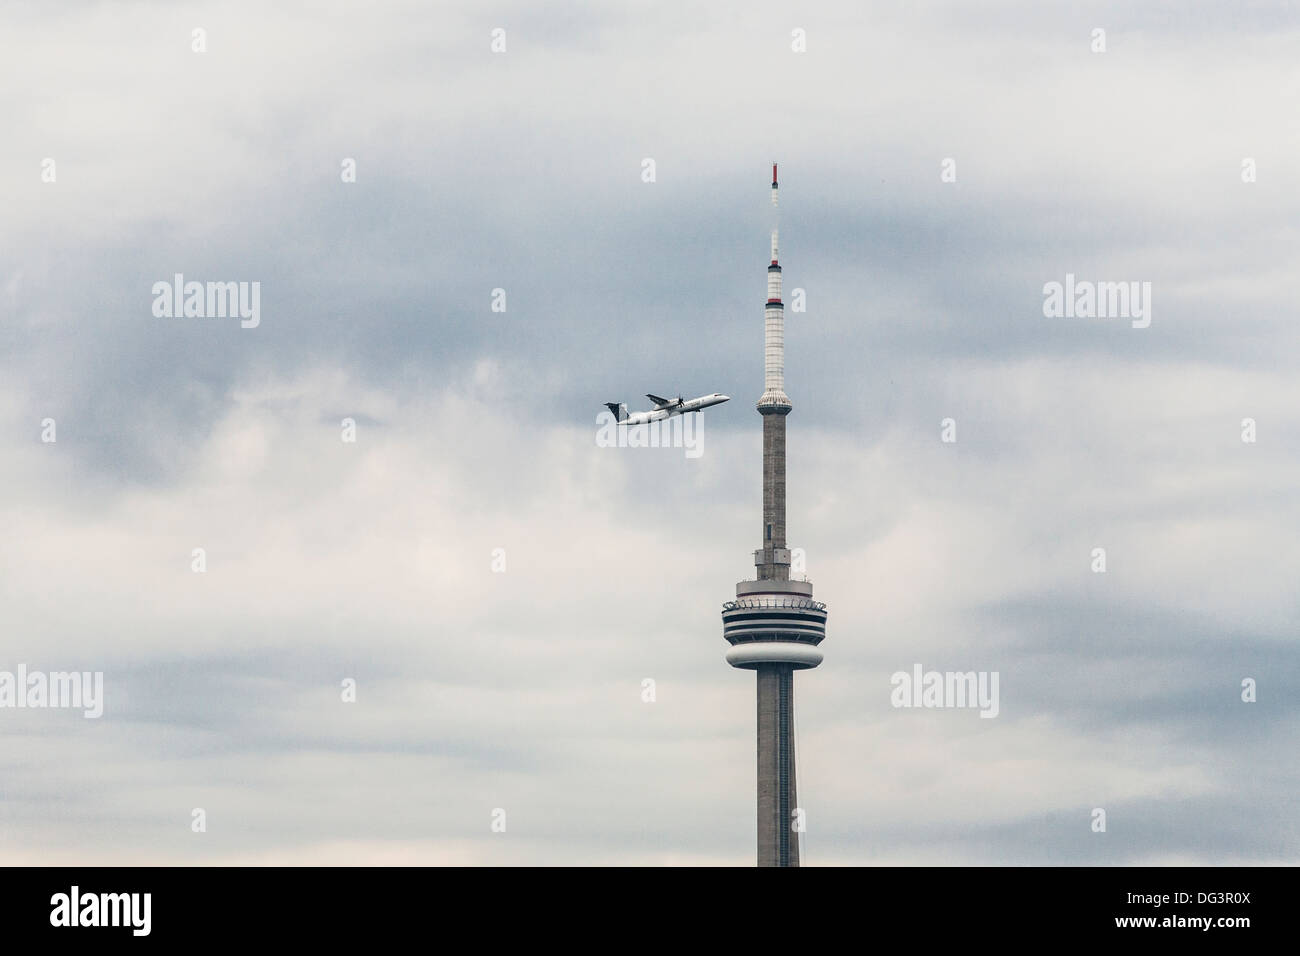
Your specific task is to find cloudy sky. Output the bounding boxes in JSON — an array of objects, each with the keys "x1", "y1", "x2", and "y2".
[{"x1": 2, "y1": 0, "x2": 1297, "y2": 865}]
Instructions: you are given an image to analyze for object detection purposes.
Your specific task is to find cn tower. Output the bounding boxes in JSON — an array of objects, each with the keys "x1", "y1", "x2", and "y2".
[{"x1": 722, "y1": 165, "x2": 828, "y2": 867}]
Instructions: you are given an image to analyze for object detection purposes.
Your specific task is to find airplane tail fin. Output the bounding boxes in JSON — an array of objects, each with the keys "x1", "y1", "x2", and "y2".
[{"x1": 604, "y1": 402, "x2": 629, "y2": 423}]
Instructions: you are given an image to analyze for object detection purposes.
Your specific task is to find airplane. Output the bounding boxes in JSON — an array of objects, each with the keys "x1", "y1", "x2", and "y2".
[{"x1": 604, "y1": 392, "x2": 730, "y2": 426}]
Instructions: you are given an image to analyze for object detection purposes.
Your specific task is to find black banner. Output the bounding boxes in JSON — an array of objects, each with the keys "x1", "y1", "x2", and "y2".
[{"x1": 1, "y1": 866, "x2": 1279, "y2": 942}]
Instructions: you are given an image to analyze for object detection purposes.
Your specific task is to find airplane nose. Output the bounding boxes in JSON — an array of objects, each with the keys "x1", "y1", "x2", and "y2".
[{"x1": 719, "y1": 395, "x2": 730, "y2": 402}]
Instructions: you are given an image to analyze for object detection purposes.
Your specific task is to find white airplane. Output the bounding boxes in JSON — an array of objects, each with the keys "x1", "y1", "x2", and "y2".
[{"x1": 604, "y1": 392, "x2": 730, "y2": 425}]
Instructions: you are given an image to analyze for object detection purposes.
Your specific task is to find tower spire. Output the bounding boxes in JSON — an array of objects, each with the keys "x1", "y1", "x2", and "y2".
[{"x1": 771, "y1": 163, "x2": 779, "y2": 259}]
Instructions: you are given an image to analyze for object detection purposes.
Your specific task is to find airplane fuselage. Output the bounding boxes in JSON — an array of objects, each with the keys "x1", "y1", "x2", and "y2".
[{"x1": 620, "y1": 393, "x2": 729, "y2": 425}]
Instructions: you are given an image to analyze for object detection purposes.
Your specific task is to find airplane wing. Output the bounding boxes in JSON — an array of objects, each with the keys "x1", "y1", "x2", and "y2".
[{"x1": 646, "y1": 393, "x2": 679, "y2": 408}]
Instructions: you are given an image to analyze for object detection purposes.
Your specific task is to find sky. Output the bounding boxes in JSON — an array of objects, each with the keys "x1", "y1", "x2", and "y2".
[{"x1": 1, "y1": 0, "x2": 1297, "y2": 865}]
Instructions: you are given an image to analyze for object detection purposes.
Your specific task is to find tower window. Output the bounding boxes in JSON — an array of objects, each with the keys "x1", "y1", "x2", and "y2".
[{"x1": 766, "y1": 524, "x2": 772, "y2": 541}]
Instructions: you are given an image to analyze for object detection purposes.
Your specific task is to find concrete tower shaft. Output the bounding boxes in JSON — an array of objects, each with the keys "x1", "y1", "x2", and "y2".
[
  {"x1": 757, "y1": 664, "x2": 799, "y2": 866},
  {"x1": 758, "y1": 410, "x2": 790, "y2": 580}
]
